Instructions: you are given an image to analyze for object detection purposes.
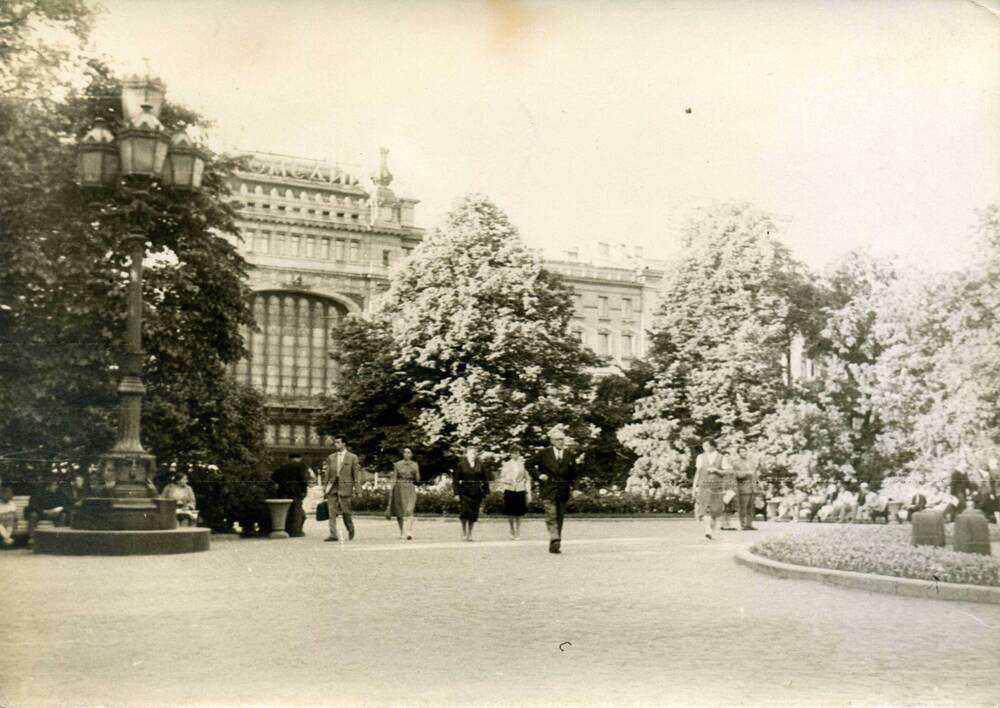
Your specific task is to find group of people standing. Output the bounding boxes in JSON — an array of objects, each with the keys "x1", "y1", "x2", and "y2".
[{"x1": 693, "y1": 439, "x2": 760, "y2": 539}]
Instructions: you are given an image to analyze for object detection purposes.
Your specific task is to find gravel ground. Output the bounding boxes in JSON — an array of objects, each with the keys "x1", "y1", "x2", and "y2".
[{"x1": 2, "y1": 516, "x2": 998, "y2": 707}]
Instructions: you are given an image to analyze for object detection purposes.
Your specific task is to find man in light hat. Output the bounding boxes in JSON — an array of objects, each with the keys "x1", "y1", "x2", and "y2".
[{"x1": 528, "y1": 427, "x2": 580, "y2": 554}]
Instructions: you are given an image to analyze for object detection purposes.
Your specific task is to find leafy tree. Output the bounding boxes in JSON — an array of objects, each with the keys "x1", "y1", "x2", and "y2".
[
  {"x1": 619, "y1": 203, "x2": 808, "y2": 481},
  {"x1": 319, "y1": 194, "x2": 598, "y2": 470},
  {"x1": 579, "y1": 360, "x2": 653, "y2": 487},
  {"x1": 0, "y1": 53, "x2": 268, "y2": 528},
  {"x1": 857, "y1": 213, "x2": 1000, "y2": 486},
  {"x1": 753, "y1": 251, "x2": 898, "y2": 488}
]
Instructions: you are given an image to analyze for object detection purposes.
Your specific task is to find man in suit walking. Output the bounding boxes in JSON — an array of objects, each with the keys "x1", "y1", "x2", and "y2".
[
  {"x1": 528, "y1": 428, "x2": 579, "y2": 554},
  {"x1": 323, "y1": 436, "x2": 361, "y2": 541}
]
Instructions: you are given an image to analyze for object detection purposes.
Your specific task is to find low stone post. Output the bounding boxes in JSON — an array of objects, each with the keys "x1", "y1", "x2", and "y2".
[
  {"x1": 766, "y1": 500, "x2": 780, "y2": 520},
  {"x1": 265, "y1": 499, "x2": 293, "y2": 539},
  {"x1": 953, "y1": 508, "x2": 991, "y2": 555},
  {"x1": 886, "y1": 501, "x2": 902, "y2": 523},
  {"x1": 911, "y1": 509, "x2": 945, "y2": 547}
]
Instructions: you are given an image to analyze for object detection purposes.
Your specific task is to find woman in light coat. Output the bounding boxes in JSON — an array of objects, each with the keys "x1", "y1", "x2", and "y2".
[{"x1": 499, "y1": 443, "x2": 532, "y2": 540}]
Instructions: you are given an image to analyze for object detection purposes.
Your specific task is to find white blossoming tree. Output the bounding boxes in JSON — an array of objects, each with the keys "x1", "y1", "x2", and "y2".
[
  {"x1": 618, "y1": 203, "x2": 810, "y2": 482},
  {"x1": 321, "y1": 194, "x2": 597, "y2": 466}
]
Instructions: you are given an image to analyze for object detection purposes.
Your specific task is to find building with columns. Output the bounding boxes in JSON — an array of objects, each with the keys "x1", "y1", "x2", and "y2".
[{"x1": 225, "y1": 150, "x2": 665, "y2": 458}]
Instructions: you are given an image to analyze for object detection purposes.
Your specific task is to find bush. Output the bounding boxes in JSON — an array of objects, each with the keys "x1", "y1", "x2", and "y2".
[
  {"x1": 751, "y1": 525, "x2": 1000, "y2": 587},
  {"x1": 347, "y1": 485, "x2": 693, "y2": 516}
]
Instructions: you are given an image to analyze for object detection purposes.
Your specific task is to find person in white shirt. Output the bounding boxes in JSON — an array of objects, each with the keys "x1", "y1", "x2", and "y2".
[
  {"x1": 499, "y1": 443, "x2": 532, "y2": 540},
  {"x1": 0, "y1": 487, "x2": 18, "y2": 545}
]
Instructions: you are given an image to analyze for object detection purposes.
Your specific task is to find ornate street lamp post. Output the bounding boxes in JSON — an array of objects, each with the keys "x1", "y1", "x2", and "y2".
[{"x1": 35, "y1": 72, "x2": 211, "y2": 554}]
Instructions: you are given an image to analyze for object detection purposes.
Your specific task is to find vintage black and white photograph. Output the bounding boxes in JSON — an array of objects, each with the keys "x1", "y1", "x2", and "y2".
[{"x1": 1, "y1": 0, "x2": 999, "y2": 705}]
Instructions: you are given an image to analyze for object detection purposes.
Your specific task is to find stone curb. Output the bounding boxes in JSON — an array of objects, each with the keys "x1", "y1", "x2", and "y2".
[{"x1": 735, "y1": 549, "x2": 1000, "y2": 605}]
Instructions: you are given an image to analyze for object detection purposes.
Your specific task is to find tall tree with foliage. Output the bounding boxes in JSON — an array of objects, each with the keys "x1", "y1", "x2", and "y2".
[
  {"x1": 753, "y1": 251, "x2": 898, "y2": 487},
  {"x1": 1, "y1": 48, "x2": 268, "y2": 527},
  {"x1": 319, "y1": 194, "x2": 598, "y2": 470},
  {"x1": 857, "y1": 209, "x2": 1000, "y2": 484},
  {"x1": 619, "y1": 203, "x2": 810, "y2": 481}
]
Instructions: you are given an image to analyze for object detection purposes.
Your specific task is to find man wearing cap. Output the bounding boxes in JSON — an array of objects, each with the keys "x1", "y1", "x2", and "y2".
[
  {"x1": 528, "y1": 428, "x2": 580, "y2": 555},
  {"x1": 272, "y1": 452, "x2": 310, "y2": 537}
]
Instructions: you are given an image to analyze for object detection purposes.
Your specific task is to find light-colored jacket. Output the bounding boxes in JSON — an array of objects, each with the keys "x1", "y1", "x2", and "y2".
[
  {"x1": 499, "y1": 458, "x2": 531, "y2": 499},
  {"x1": 323, "y1": 450, "x2": 361, "y2": 497}
]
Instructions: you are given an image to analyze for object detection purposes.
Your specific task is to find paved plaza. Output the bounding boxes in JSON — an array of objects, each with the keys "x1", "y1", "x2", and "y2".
[{"x1": 2, "y1": 517, "x2": 998, "y2": 706}]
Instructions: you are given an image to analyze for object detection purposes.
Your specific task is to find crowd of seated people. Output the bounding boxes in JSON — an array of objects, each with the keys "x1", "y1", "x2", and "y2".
[{"x1": 762, "y1": 459, "x2": 1000, "y2": 525}]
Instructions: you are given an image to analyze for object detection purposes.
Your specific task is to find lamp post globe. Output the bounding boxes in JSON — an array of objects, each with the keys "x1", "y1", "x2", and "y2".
[
  {"x1": 121, "y1": 71, "x2": 166, "y2": 123},
  {"x1": 76, "y1": 118, "x2": 119, "y2": 187},
  {"x1": 161, "y1": 130, "x2": 207, "y2": 189},
  {"x1": 117, "y1": 105, "x2": 172, "y2": 179}
]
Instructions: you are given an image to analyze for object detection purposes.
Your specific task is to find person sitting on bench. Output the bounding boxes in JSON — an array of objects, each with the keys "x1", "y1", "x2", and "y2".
[{"x1": 26, "y1": 478, "x2": 69, "y2": 541}]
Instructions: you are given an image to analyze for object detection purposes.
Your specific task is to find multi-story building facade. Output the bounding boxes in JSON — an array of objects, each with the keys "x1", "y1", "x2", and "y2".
[{"x1": 226, "y1": 150, "x2": 665, "y2": 458}]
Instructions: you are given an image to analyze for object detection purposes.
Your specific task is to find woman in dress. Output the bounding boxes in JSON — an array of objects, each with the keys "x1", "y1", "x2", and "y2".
[
  {"x1": 692, "y1": 438, "x2": 726, "y2": 540},
  {"x1": 389, "y1": 448, "x2": 421, "y2": 540},
  {"x1": 499, "y1": 443, "x2": 531, "y2": 540},
  {"x1": 161, "y1": 473, "x2": 197, "y2": 526}
]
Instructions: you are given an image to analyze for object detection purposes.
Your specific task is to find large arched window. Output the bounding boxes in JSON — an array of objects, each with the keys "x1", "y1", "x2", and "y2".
[{"x1": 233, "y1": 291, "x2": 348, "y2": 401}]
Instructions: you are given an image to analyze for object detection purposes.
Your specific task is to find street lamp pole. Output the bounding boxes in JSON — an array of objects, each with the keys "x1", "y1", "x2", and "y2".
[{"x1": 73, "y1": 71, "x2": 206, "y2": 522}]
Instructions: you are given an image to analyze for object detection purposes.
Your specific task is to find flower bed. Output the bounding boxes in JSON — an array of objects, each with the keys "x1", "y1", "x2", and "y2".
[
  {"x1": 751, "y1": 525, "x2": 1000, "y2": 588},
  {"x1": 347, "y1": 487, "x2": 694, "y2": 516}
]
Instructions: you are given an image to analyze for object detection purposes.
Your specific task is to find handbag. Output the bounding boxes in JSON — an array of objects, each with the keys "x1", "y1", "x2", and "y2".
[
  {"x1": 315, "y1": 500, "x2": 329, "y2": 522},
  {"x1": 722, "y1": 489, "x2": 736, "y2": 504}
]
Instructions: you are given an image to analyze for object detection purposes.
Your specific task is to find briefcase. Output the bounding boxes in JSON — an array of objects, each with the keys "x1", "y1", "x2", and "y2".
[{"x1": 315, "y1": 500, "x2": 329, "y2": 522}]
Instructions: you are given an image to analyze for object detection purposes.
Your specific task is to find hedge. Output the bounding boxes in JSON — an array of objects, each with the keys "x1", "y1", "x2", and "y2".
[
  {"x1": 346, "y1": 487, "x2": 694, "y2": 516},
  {"x1": 751, "y1": 525, "x2": 1000, "y2": 588}
]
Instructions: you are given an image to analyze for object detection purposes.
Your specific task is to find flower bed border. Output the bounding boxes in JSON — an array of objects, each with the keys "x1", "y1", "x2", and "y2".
[{"x1": 735, "y1": 549, "x2": 1000, "y2": 605}]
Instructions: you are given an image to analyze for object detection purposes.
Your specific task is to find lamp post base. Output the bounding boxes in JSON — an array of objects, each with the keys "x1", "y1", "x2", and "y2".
[{"x1": 33, "y1": 527, "x2": 209, "y2": 555}]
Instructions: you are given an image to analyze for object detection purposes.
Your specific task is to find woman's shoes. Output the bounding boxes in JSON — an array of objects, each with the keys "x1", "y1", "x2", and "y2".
[
  {"x1": 705, "y1": 533, "x2": 713, "y2": 540},
  {"x1": 406, "y1": 535, "x2": 412, "y2": 540}
]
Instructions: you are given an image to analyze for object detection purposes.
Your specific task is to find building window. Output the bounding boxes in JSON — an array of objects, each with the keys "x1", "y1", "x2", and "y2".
[
  {"x1": 257, "y1": 232, "x2": 270, "y2": 254},
  {"x1": 598, "y1": 296, "x2": 609, "y2": 318},
  {"x1": 320, "y1": 238, "x2": 331, "y2": 259},
  {"x1": 598, "y1": 242, "x2": 610, "y2": 257},
  {"x1": 349, "y1": 240, "x2": 360, "y2": 262},
  {"x1": 241, "y1": 291, "x2": 346, "y2": 403},
  {"x1": 274, "y1": 232, "x2": 287, "y2": 256},
  {"x1": 305, "y1": 236, "x2": 315, "y2": 258},
  {"x1": 336, "y1": 239, "x2": 346, "y2": 261},
  {"x1": 290, "y1": 234, "x2": 300, "y2": 256},
  {"x1": 622, "y1": 333, "x2": 633, "y2": 357},
  {"x1": 598, "y1": 332, "x2": 610, "y2": 355},
  {"x1": 622, "y1": 297, "x2": 633, "y2": 320},
  {"x1": 382, "y1": 249, "x2": 391, "y2": 267}
]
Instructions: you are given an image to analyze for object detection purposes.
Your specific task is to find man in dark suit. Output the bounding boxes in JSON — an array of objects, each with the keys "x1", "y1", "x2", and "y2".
[
  {"x1": 528, "y1": 429, "x2": 579, "y2": 554},
  {"x1": 272, "y1": 452, "x2": 311, "y2": 537},
  {"x1": 323, "y1": 437, "x2": 361, "y2": 541}
]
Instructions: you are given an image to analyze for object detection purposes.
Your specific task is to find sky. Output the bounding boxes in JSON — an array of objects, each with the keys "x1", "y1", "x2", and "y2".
[{"x1": 90, "y1": 0, "x2": 1000, "y2": 271}]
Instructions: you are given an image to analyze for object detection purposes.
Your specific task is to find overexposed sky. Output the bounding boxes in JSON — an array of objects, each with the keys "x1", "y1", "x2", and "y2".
[{"x1": 91, "y1": 0, "x2": 1000, "y2": 269}]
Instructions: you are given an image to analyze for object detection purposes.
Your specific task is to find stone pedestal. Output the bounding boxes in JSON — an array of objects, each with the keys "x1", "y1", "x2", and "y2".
[
  {"x1": 953, "y1": 508, "x2": 991, "y2": 555},
  {"x1": 911, "y1": 510, "x2": 945, "y2": 547},
  {"x1": 265, "y1": 499, "x2": 293, "y2": 539}
]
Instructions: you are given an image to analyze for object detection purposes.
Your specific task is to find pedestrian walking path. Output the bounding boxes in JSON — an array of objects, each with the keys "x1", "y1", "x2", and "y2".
[{"x1": 2, "y1": 518, "x2": 997, "y2": 706}]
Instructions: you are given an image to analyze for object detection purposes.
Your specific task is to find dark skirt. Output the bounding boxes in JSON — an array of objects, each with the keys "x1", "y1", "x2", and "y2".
[
  {"x1": 459, "y1": 494, "x2": 482, "y2": 522},
  {"x1": 503, "y1": 490, "x2": 527, "y2": 517}
]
